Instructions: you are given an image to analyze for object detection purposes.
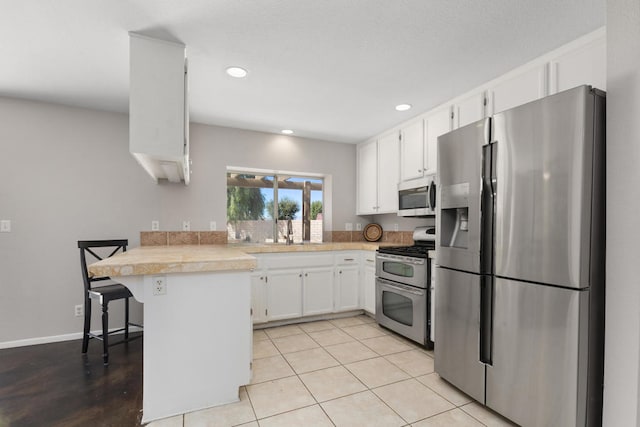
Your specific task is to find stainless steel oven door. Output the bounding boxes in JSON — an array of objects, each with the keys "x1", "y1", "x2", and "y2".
[
  {"x1": 376, "y1": 253, "x2": 428, "y2": 288},
  {"x1": 375, "y1": 277, "x2": 427, "y2": 345}
]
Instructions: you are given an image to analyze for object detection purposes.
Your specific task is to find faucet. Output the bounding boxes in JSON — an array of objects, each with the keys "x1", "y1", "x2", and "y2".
[{"x1": 286, "y1": 218, "x2": 293, "y2": 245}]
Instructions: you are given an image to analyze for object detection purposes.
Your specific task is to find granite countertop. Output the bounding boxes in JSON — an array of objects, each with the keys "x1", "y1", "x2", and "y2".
[{"x1": 88, "y1": 242, "x2": 394, "y2": 277}]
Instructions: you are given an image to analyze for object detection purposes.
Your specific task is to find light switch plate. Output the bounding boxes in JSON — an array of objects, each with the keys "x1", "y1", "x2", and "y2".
[
  {"x1": 356, "y1": 223, "x2": 362, "y2": 231},
  {"x1": 345, "y1": 223, "x2": 353, "y2": 231},
  {"x1": 0, "y1": 220, "x2": 10, "y2": 232}
]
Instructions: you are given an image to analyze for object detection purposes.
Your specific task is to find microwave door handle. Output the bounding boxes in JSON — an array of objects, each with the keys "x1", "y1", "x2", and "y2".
[{"x1": 429, "y1": 181, "x2": 436, "y2": 209}]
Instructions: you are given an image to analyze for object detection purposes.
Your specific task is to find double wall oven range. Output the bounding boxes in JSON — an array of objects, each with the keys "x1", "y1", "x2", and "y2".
[{"x1": 375, "y1": 227, "x2": 435, "y2": 347}]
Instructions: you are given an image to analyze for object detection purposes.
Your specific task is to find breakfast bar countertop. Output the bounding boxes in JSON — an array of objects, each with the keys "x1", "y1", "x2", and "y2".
[
  {"x1": 88, "y1": 242, "x2": 393, "y2": 277},
  {"x1": 88, "y1": 245, "x2": 258, "y2": 277}
]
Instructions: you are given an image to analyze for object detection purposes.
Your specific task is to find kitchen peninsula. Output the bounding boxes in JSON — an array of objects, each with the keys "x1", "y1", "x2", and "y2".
[
  {"x1": 88, "y1": 242, "x2": 385, "y2": 423},
  {"x1": 90, "y1": 245, "x2": 256, "y2": 423}
]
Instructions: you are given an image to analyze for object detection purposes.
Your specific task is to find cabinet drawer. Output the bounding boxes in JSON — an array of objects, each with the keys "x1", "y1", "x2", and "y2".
[{"x1": 334, "y1": 252, "x2": 360, "y2": 265}]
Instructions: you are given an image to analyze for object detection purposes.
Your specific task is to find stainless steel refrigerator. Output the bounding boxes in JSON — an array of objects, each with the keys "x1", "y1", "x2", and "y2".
[{"x1": 435, "y1": 85, "x2": 605, "y2": 427}]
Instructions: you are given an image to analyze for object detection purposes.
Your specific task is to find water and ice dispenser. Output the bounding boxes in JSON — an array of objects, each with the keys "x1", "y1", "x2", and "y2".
[{"x1": 440, "y1": 183, "x2": 470, "y2": 249}]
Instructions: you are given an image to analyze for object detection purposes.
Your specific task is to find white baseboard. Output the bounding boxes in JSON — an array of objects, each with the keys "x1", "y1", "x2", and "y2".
[{"x1": 0, "y1": 326, "x2": 143, "y2": 350}]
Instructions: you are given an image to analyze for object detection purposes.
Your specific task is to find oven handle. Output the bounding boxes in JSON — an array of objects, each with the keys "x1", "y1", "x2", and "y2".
[
  {"x1": 376, "y1": 278, "x2": 425, "y2": 296},
  {"x1": 376, "y1": 254, "x2": 426, "y2": 265}
]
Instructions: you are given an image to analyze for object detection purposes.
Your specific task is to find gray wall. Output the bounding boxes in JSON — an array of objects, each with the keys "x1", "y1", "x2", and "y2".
[
  {"x1": 603, "y1": 1, "x2": 640, "y2": 424},
  {"x1": 0, "y1": 97, "x2": 362, "y2": 344}
]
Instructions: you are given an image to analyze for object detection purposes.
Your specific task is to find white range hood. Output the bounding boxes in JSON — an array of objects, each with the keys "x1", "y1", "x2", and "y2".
[{"x1": 129, "y1": 33, "x2": 190, "y2": 185}]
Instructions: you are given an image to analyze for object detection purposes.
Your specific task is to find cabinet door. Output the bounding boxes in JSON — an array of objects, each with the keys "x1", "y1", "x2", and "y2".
[
  {"x1": 357, "y1": 140, "x2": 378, "y2": 215},
  {"x1": 266, "y1": 270, "x2": 302, "y2": 321},
  {"x1": 488, "y1": 64, "x2": 548, "y2": 114},
  {"x1": 424, "y1": 107, "x2": 452, "y2": 175},
  {"x1": 303, "y1": 267, "x2": 334, "y2": 316},
  {"x1": 400, "y1": 121, "x2": 424, "y2": 182},
  {"x1": 362, "y1": 262, "x2": 376, "y2": 314},
  {"x1": 377, "y1": 132, "x2": 400, "y2": 213},
  {"x1": 335, "y1": 265, "x2": 360, "y2": 311},
  {"x1": 454, "y1": 92, "x2": 486, "y2": 129},
  {"x1": 550, "y1": 37, "x2": 606, "y2": 93},
  {"x1": 251, "y1": 273, "x2": 267, "y2": 324}
]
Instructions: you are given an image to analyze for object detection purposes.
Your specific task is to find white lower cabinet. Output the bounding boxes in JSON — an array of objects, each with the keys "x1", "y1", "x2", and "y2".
[
  {"x1": 361, "y1": 257, "x2": 376, "y2": 315},
  {"x1": 302, "y1": 267, "x2": 334, "y2": 316},
  {"x1": 251, "y1": 272, "x2": 267, "y2": 324},
  {"x1": 251, "y1": 251, "x2": 375, "y2": 324},
  {"x1": 265, "y1": 269, "x2": 303, "y2": 321},
  {"x1": 335, "y1": 265, "x2": 359, "y2": 311}
]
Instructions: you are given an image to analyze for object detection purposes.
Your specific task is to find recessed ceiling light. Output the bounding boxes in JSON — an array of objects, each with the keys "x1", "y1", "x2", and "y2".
[
  {"x1": 395, "y1": 104, "x2": 412, "y2": 111},
  {"x1": 281, "y1": 129, "x2": 294, "y2": 135},
  {"x1": 225, "y1": 66, "x2": 248, "y2": 78}
]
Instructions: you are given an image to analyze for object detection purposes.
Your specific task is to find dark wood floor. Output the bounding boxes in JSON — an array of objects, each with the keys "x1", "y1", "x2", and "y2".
[{"x1": 0, "y1": 333, "x2": 143, "y2": 427}]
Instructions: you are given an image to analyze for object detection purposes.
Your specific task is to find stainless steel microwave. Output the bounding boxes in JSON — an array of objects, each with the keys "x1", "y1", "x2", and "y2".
[{"x1": 398, "y1": 175, "x2": 436, "y2": 217}]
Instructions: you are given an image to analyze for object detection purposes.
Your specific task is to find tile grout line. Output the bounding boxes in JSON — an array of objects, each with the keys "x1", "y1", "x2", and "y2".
[{"x1": 250, "y1": 317, "x2": 490, "y2": 427}]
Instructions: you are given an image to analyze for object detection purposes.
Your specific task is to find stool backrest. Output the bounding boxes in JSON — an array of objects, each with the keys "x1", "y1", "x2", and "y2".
[{"x1": 78, "y1": 240, "x2": 128, "y2": 292}]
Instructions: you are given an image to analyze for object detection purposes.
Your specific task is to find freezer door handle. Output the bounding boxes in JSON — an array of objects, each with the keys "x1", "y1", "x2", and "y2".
[
  {"x1": 479, "y1": 275, "x2": 493, "y2": 365},
  {"x1": 480, "y1": 143, "x2": 495, "y2": 274}
]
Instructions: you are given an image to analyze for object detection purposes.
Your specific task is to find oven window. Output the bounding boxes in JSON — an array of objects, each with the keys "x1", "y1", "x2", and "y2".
[
  {"x1": 382, "y1": 261, "x2": 414, "y2": 278},
  {"x1": 382, "y1": 290, "x2": 413, "y2": 326}
]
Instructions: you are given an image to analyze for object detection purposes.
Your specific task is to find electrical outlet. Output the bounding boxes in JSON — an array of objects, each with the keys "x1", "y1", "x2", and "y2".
[
  {"x1": 182, "y1": 221, "x2": 190, "y2": 231},
  {"x1": 0, "y1": 220, "x2": 11, "y2": 232},
  {"x1": 345, "y1": 223, "x2": 353, "y2": 231},
  {"x1": 152, "y1": 276, "x2": 167, "y2": 296},
  {"x1": 151, "y1": 220, "x2": 160, "y2": 231},
  {"x1": 74, "y1": 304, "x2": 83, "y2": 317},
  {"x1": 209, "y1": 221, "x2": 217, "y2": 231},
  {"x1": 356, "y1": 223, "x2": 362, "y2": 231},
  {"x1": 393, "y1": 223, "x2": 399, "y2": 232}
]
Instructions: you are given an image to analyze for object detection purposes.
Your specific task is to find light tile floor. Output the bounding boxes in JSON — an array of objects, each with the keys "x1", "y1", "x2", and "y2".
[{"x1": 147, "y1": 315, "x2": 516, "y2": 427}]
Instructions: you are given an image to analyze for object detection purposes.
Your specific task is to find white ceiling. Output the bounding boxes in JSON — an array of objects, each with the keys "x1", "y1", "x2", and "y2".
[{"x1": 0, "y1": 0, "x2": 604, "y2": 143}]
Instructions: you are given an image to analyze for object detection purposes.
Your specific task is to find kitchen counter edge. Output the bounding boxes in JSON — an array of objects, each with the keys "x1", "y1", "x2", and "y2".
[{"x1": 89, "y1": 242, "x2": 392, "y2": 277}]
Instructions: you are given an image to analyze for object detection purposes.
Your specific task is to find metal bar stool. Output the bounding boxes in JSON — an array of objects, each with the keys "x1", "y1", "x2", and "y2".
[{"x1": 78, "y1": 239, "x2": 142, "y2": 365}]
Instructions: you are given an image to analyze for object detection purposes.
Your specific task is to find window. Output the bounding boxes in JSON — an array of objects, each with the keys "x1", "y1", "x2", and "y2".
[{"x1": 227, "y1": 170, "x2": 324, "y2": 244}]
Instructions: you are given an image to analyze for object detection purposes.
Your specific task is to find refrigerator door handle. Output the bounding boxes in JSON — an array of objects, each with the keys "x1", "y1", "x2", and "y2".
[
  {"x1": 480, "y1": 143, "x2": 495, "y2": 273},
  {"x1": 479, "y1": 275, "x2": 493, "y2": 365}
]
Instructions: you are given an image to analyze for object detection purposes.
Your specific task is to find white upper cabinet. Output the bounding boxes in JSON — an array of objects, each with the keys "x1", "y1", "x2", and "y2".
[
  {"x1": 357, "y1": 132, "x2": 399, "y2": 215},
  {"x1": 453, "y1": 92, "x2": 486, "y2": 129},
  {"x1": 400, "y1": 120, "x2": 425, "y2": 182},
  {"x1": 362, "y1": 29, "x2": 604, "y2": 204},
  {"x1": 487, "y1": 64, "x2": 548, "y2": 115},
  {"x1": 377, "y1": 132, "x2": 400, "y2": 213},
  {"x1": 129, "y1": 33, "x2": 190, "y2": 184},
  {"x1": 549, "y1": 36, "x2": 606, "y2": 93},
  {"x1": 424, "y1": 107, "x2": 453, "y2": 175},
  {"x1": 357, "y1": 140, "x2": 379, "y2": 215},
  {"x1": 399, "y1": 107, "x2": 451, "y2": 184}
]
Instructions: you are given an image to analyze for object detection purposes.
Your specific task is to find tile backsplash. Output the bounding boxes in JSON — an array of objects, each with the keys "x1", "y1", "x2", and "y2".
[
  {"x1": 141, "y1": 230, "x2": 415, "y2": 246},
  {"x1": 140, "y1": 231, "x2": 227, "y2": 246}
]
